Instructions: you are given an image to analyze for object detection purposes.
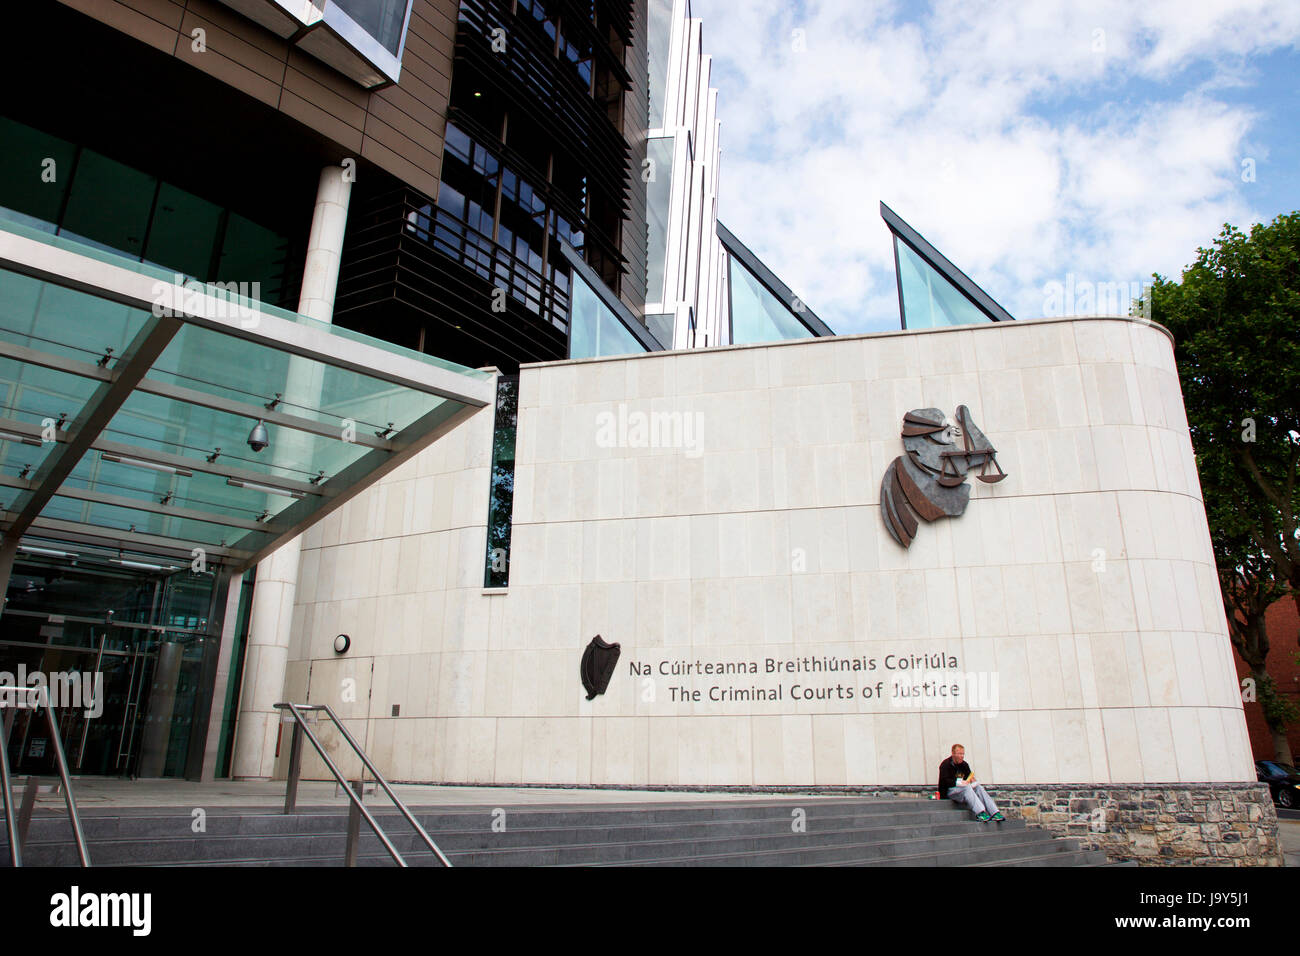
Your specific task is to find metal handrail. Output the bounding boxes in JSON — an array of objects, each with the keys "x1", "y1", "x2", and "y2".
[
  {"x1": 1, "y1": 709, "x2": 20, "y2": 867},
  {"x1": 274, "y1": 702, "x2": 451, "y2": 867},
  {"x1": 0, "y1": 684, "x2": 91, "y2": 867}
]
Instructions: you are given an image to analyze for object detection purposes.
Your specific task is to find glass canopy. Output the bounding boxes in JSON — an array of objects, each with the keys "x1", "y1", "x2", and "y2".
[{"x1": 0, "y1": 215, "x2": 495, "y2": 573}]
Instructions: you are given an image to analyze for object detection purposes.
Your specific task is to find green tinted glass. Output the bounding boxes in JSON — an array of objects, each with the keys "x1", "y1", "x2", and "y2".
[
  {"x1": 0, "y1": 117, "x2": 76, "y2": 228},
  {"x1": 59, "y1": 149, "x2": 157, "y2": 259},
  {"x1": 729, "y1": 254, "x2": 814, "y2": 344},
  {"x1": 896, "y1": 238, "x2": 994, "y2": 329},
  {"x1": 145, "y1": 184, "x2": 223, "y2": 281},
  {"x1": 568, "y1": 269, "x2": 648, "y2": 359}
]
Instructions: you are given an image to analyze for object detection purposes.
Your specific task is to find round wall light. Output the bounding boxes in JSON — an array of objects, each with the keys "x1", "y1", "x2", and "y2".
[{"x1": 333, "y1": 633, "x2": 351, "y2": 655}]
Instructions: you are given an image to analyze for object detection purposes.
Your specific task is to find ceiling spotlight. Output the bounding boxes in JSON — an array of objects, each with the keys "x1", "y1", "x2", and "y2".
[{"x1": 247, "y1": 420, "x2": 270, "y2": 453}]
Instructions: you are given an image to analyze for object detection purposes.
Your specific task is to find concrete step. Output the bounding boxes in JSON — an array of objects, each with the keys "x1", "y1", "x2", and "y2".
[
  {"x1": 17, "y1": 799, "x2": 988, "y2": 842},
  {"x1": 9, "y1": 796, "x2": 1104, "y2": 867},
  {"x1": 22, "y1": 816, "x2": 1043, "y2": 865},
  {"x1": 23, "y1": 815, "x2": 1033, "y2": 860}
]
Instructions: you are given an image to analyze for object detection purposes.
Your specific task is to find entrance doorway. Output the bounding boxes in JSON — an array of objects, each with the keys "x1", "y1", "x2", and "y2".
[{"x1": 1, "y1": 551, "x2": 225, "y2": 778}]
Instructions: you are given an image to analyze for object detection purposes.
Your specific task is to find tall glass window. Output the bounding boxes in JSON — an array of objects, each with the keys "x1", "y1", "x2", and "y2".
[
  {"x1": 58, "y1": 150, "x2": 157, "y2": 260},
  {"x1": 648, "y1": 0, "x2": 674, "y2": 128},
  {"x1": 0, "y1": 119, "x2": 76, "y2": 231},
  {"x1": 645, "y1": 136, "x2": 675, "y2": 305},
  {"x1": 483, "y1": 376, "x2": 518, "y2": 589},
  {"x1": 423, "y1": 122, "x2": 589, "y2": 330},
  {"x1": 0, "y1": 117, "x2": 293, "y2": 304}
]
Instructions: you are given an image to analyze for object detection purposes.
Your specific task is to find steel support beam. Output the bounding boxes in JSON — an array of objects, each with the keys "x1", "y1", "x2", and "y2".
[
  {"x1": 2, "y1": 312, "x2": 183, "y2": 544},
  {"x1": 4, "y1": 514, "x2": 249, "y2": 564},
  {"x1": 0, "y1": 474, "x2": 283, "y2": 535}
]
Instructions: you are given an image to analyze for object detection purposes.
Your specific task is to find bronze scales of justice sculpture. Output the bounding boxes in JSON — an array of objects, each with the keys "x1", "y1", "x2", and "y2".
[{"x1": 879, "y1": 405, "x2": 1007, "y2": 548}]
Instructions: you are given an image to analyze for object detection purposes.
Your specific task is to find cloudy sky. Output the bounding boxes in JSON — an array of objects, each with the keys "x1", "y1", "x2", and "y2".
[{"x1": 690, "y1": 0, "x2": 1300, "y2": 334}]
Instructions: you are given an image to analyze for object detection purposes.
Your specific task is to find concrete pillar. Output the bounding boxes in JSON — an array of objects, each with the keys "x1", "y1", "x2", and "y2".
[
  {"x1": 231, "y1": 166, "x2": 351, "y2": 779},
  {"x1": 199, "y1": 572, "x2": 244, "y2": 782}
]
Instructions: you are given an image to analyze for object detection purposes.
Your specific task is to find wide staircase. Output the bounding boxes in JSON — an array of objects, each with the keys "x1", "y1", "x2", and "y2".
[{"x1": 8, "y1": 796, "x2": 1109, "y2": 866}]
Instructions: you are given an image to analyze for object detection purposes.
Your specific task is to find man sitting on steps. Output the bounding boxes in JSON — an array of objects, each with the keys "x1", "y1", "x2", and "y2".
[{"x1": 938, "y1": 743, "x2": 1005, "y2": 822}]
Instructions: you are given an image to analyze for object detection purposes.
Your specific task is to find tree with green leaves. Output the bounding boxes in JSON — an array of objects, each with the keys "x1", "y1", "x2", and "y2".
[
  {"x1": 1216, "y1": 528, "x2": 1296, "y2": 765},
  {"x1": 1146, "y1": 211, "x2": 1300, "y2": 763}
]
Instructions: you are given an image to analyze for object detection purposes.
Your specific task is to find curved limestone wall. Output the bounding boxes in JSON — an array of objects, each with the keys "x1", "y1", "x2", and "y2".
[{"x1": 278, "y1": 316, "x2": 1254, "y2": 790}]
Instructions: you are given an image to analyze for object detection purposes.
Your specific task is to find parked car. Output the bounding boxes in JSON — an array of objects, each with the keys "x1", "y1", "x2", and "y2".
[{"x1": 1256, "y1": 760, "x2": 1300, "y2": 809}]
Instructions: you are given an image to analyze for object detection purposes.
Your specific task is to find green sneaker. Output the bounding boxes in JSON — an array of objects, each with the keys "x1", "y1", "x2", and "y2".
[
  {"x1": 976, "y1": 812, "x2": 991, "y2": 822},
  {"x1": 991, "y1": 812, "x2": 1005, "y2": 822}
]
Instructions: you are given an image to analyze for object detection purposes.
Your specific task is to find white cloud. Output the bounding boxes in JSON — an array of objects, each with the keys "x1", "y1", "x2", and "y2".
[{"x1": 693, "y1": 0, "x2": 1299, "y2": 332}]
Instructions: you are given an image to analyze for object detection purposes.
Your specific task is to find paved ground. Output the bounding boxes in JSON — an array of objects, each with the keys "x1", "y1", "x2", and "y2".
[
  {"x1": 26, "y1": 777, "x2": 861, "y2": 812},
  {"x1": 1279, "y1": 818, "x2": 1300, "y2": 867}
]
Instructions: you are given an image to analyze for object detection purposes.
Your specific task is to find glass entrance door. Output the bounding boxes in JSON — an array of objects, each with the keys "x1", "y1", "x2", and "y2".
[
  {"x1": 1, "y1": 619, "x2": 211, "y2": 778},
  {"x1": 1, "y1": 621, "x2": 154, "y2": 776},
  {"x1": 1, "y1": 547, "x2": 225, "y2": 778}
]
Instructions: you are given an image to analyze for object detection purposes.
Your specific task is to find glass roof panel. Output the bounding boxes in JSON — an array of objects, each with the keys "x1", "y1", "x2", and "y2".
[
  {"x1": 0, "y1": 354, "x2": 100, "y2": 426},
  {"x1": 41, "y1": 492, "x2": 275, "y2": 551},
  {"x1": 0, "y1": 439, "x2": 50, "y2": 495},
  {"x1": 63, "y1": 456, "x2": 295, "y2": 528},
  {"x1": 150, "y1": 323, "x2": 438, "y2": 437},
  {"x1": 105, "y1": 386, "x2": 372, "y2": 485},
  {"x1": 0, "y1": 268, "x2": 149, "y2": 363}
]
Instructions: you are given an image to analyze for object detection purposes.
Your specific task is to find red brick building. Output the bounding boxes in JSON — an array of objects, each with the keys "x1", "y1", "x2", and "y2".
[{"x1": 1232, "y1": 595, "x2": 1300, "y2": 763}]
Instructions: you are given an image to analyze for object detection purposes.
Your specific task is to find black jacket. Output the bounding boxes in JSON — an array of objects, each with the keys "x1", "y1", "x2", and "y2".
[{"x1": 938, "y1": 757, "x2": 972, "y2": 796}]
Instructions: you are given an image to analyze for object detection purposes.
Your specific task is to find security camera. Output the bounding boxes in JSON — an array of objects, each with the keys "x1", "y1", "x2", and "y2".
[{"x1": 247, "y1": 420, "x2": 270, "y2": 453}]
